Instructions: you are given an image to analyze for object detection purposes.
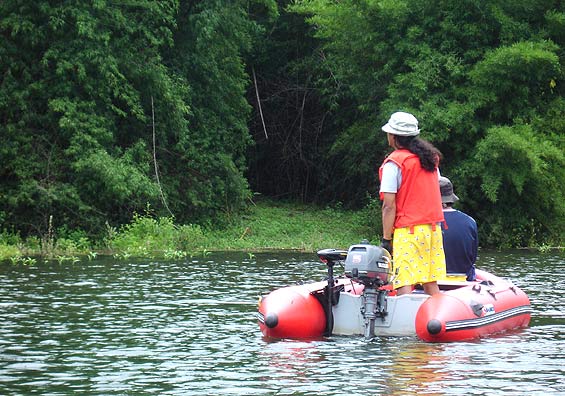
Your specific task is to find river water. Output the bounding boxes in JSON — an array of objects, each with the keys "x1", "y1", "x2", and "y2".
[{"x1": 0, "y1": 249, "x2": 563, "y2": 395}]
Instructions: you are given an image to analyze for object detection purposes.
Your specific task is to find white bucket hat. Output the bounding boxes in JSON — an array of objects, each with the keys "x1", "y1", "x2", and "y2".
[{"x1": 382, "y1": 112, "x2": 420, "y2": 136}]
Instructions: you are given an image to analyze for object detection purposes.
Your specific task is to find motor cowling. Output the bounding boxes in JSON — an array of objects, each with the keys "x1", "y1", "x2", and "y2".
[{"x1": 344, "y1": 244, "x2": 392, "y2": 286}]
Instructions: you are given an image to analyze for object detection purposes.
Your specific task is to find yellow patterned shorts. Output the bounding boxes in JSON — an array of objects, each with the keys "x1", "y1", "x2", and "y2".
[{"x1": 391, "y1": 224, "x2": 446, "y2": 289}]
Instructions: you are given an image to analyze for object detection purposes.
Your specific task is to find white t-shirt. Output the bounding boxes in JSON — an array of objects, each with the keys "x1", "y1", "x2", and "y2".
[{"x1": 379, "y1": 162, "x2": 402, "y2": 193}]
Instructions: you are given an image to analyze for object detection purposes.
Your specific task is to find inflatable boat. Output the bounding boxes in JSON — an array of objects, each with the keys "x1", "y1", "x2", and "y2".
[{"x1": 257, "y1": 243, "x2": 531, "y2": 342}]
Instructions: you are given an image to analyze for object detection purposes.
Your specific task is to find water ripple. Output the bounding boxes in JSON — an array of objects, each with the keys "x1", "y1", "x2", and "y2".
[{"x1": 0, "y1": 251, "x2": 563, "y2": 395}]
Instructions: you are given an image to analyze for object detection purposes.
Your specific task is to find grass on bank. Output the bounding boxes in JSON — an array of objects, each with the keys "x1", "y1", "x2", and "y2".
[{"x1": 0, "y1": 200, "x2": 380, "y2": 263}]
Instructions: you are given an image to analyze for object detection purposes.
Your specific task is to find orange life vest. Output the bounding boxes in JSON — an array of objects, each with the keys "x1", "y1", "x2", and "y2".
[{"x1": 379, "y1": 149, "x2": 444, "y2": 230}]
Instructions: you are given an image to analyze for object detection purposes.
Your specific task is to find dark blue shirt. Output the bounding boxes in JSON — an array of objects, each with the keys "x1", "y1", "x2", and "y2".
[{"x1": 441, "y1": 209, "x2": 478, "y2": 281}]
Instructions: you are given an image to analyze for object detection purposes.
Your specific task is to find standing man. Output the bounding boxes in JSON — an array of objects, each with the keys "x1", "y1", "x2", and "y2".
[
  {"x1": 440, "y1": 177, "x2": 478, "y2": 281},
  {"x1": 379, "y1": 112, "x2": 446, "y2": 296}
]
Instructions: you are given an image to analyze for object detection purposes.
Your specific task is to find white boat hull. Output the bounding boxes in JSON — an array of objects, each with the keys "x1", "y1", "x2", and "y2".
[{"x1": 332, "y1": 292, "x2": 429, "y2": 336}]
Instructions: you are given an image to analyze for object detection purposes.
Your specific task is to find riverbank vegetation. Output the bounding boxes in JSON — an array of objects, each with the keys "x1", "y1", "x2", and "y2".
[
  {"x1": 0, "y1": 199, "x2": 379, "y2": 262},
  {"x1": 1, "y1": 1, "x2": 564, "y2": 259}
]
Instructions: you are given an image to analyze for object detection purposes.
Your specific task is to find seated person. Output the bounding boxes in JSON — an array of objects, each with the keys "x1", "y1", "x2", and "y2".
[{"x1": 439, "y1": 177, "x2": 477, "y2": 281}]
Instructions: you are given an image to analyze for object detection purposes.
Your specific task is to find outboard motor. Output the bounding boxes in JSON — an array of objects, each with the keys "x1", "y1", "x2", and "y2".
[
  {"x1": 344, "y1": 243, "x2": 392, "y2": 286},
  {"x1": 344, "y1": 242, "x2": 392, "y2": 339}
]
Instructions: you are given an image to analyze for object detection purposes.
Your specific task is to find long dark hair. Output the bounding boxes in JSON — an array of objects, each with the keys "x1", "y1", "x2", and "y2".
[{"x1": 394, "y1": 135, "x2": 442, "y2": 171}]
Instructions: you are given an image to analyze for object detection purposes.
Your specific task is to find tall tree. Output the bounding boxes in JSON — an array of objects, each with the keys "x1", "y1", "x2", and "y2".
[
  {"x1": 164, "y1": 0, "x2": 269, "y2": 223},
  {"x1": 0, "y1": 0, "x2": 274, "y2": 236},
  {"x1": 1, "y1": 1, "x2": 177, "y2": 234}
]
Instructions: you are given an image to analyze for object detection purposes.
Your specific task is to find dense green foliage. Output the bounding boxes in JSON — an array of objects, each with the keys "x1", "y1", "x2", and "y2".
[
  {"x1": 1, "y1": 0, "x2": 563, "y2": 250},
  {"x1": 252, "y1": 0, "x2": 564, "y2": 247},
  {"x1": 0, "y1": 0, "x2": 274, "y2": 237}
]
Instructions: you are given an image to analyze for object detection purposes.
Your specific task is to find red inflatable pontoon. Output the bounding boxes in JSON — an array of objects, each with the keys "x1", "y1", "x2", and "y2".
[{"x1": 415, "y1": 270, "x2": 531, "y2": 342}]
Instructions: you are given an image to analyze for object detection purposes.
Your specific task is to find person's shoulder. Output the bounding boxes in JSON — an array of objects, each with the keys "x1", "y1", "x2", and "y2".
[
  {"x1": 383, "y1": 161, "x2": 399, "y2": 169},
  {"x1": 455, "y1": 210, "x2": 477, "y2": 224}
]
